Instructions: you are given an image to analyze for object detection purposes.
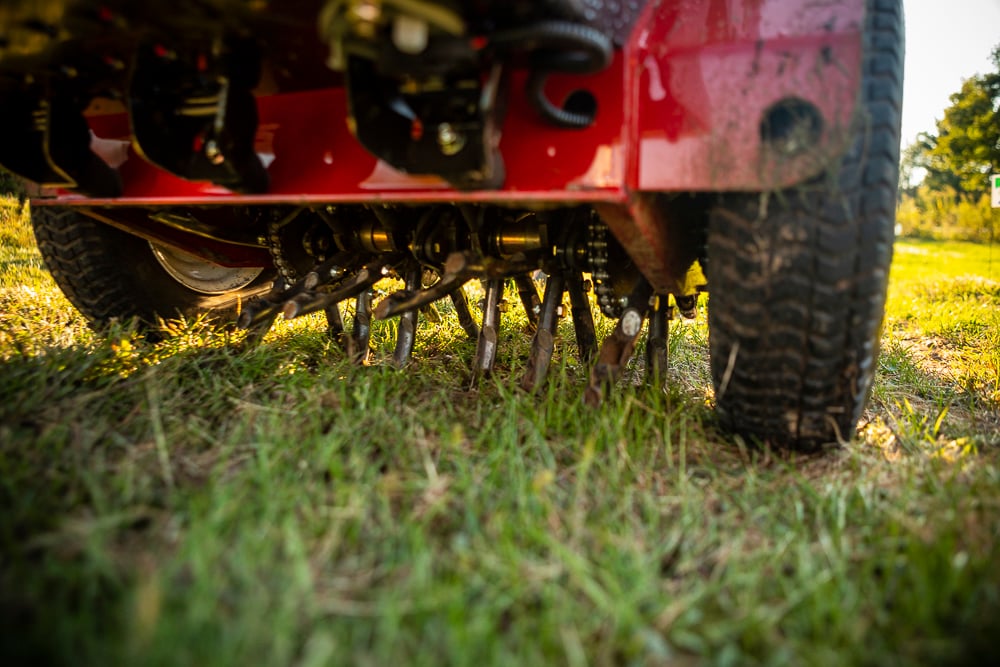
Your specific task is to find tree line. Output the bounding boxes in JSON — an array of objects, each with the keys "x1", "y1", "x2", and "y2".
[{"x1": 898, "y1": 44, "x2": 999, "y2": 241}]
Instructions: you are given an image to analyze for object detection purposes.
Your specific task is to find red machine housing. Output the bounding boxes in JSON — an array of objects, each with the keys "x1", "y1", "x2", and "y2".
[{"x1": 34, "y1": 0, "x2": 865, "y2": 292}]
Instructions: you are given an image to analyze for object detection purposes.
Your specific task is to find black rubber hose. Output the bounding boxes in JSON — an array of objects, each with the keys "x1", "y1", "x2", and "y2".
[{"x1": 491, "y1": 21, "x2": 613, "y2": 128}]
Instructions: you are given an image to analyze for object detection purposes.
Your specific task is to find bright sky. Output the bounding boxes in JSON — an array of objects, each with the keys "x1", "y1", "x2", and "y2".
[{"x1": 902, "y1": 0, "x2": 1000, "y2": 148}]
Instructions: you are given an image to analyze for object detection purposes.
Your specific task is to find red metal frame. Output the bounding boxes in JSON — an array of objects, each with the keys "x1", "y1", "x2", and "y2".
[{"x1": 36, "y1": 0, "x2": 865, "y2": 209}]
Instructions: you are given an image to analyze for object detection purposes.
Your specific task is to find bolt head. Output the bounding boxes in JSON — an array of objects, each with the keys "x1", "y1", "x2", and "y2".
[
  {"x1": 436, "y1": 123, "x2": 466, "y2": 156},
  {"x1": 621, "y1": 310, "x2": 642, "y2": 337},
  {"x1": 204, "y1": 140, "x2": 224, "y2": 164}
]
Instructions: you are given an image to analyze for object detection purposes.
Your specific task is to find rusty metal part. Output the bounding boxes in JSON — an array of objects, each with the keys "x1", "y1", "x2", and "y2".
[
  {"x1": 472, "y1": 278, "x2": 503, "y2": 379},
  {"x1": 349, "y1": 290, "x2": 374, "y2": 363},
  {"x1": 392, "y1": 265, "x2": 421, "y2": 368},
  {"x1": 237, "y1": 277, "x2": 288, "y2": 347},
  {"x1": 238, "y1": 251, "x2": 355, "y2": 330},
  {"x1": 374, "y1": 269, "x2": 470, "y2": 320},
  {"x1": 238, "y1": 286, "x2": 293, "y2": 331},
  {"x1": 675, "y1": 293, "x2": 698, "y2": 319},
  {"x1": 374, "y1": 249, "x2": 540, "y2": 321},
  {"x1": 282, "y1": 259, "x2": 389, "y2": 320},
  {"x1": 646, "y1": 294, "x2": 669, "y2": 382},
  {"x1": 514, "y1": 274, "x2": 541, "y2": 330},
  {"x1": 520, "y1": 272, "x2": 565, "y2": 393},
  {"x1": 451, "y1": 287, "x2": 480, "y2": 341},
  {"x1": 593, "y1": 194, "x2": 703, "y2": 296},
  {"x1": 566, "y1": 272, "x2": 597, "y2": 362},
  {"x1": 326, "y1": 303, "x2": 347, "y2": 347},
  {"x1": 583, "y1": 278, "x2": 652, "y2": 406}
]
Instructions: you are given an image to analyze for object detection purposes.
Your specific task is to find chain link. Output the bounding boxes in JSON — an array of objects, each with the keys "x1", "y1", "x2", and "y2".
[
  {"x1": 587, "y1": 217, "x2": 621, "y2": 318},
  {"x1": 266, "y1": 209, "x2": 303, "y2": 284}
]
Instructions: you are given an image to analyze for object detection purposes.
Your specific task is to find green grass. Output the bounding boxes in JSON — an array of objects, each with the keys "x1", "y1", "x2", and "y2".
[{"x1": 2, "y1": 196, "x2": 999, "y2": 666}]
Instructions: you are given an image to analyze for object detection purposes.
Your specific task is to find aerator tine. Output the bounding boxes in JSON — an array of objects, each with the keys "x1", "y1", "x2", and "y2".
[
  {"x1": 450, "y1": 287, "x2": 480, "y2": 341},
  {"x1": 238, "y1": 252, "x2": 356, "y2": 330},
  {"x1": 347, "y1": 290, "x2": 374, "y2": 364},
  {"x1": 282, "y1": 258, "x2": 392, "y2": 320},
  {"x1": 237, "y1": 278, "x2": 289, "y2": 348},
  {"x1": 472, "y1": 278, "x2": 504, "y2": 381},
  {"x1": 645, "y1": 294, "x2": 670, "y2": 383},
  {"x1": 373, "y1": 253, "x2": 475, "y2": 320},
  {"x1": 519, "y1": 272, "x2": 565, "y2": 393},
  {"x1": 513, "y1": 274, "x2": 542, "y2": 331},
  {"x1": 583, "y1": 279, "x2": 653, "y2": 407},
  {"x1": 325, "y1": 302, "x2": 347, "y2": 348},
  {"x1": 392, "y1": 265, "x2": 422, "y2": 368},
  {"x1": 566, "y1": 273, "x2": 597, "y2": 363}
]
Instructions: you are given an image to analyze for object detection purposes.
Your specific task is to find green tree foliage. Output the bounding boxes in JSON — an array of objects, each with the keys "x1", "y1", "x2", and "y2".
[
  {"x1": 903, "y1": 45, "x2": 1000, "y2": 198},
  {"x1": 898, "y1": 45, "x2": 999, "y2": 240}
]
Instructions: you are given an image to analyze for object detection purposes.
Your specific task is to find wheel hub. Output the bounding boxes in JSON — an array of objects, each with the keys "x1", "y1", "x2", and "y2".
[{"x1": 150, "y1": 243, "x2": 263, "y2": 295}]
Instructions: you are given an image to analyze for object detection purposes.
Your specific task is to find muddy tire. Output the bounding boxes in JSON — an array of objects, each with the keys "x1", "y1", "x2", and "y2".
[
  {"x1": 705, "y1": 0, "x2": 903, "y2": 449},
  {"x1": 31, "y1": 206, "x2": 274, "y2": 331}
]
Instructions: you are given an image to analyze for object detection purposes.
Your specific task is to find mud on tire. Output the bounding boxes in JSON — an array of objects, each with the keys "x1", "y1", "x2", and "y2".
[
  {"x1": 32, "y1": 206, "x2": 274, "y2": 331},
  {"x1": 705, "y1": 0, "x2": 903, "y2": 449}
]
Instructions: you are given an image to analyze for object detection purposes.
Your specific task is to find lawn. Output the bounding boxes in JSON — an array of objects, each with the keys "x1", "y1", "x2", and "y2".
[{"x1": 2, "y1": 196, "x2": 999, "y2": 666}]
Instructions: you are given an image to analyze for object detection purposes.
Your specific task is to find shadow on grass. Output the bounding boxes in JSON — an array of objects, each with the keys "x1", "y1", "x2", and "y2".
[
  {"x1": 0, "y1": 328, "x2": 358, "y2": 663},
  {"x1": 3, "y1": 315, "x2": 999, "y2": 666}
]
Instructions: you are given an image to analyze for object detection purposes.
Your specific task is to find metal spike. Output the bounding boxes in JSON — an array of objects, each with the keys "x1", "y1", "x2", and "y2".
[
  {"x1": 282, "y1": 259, "x2": 389, "y2": 320},
  {"x1": 325, "y1": 303, "x2": 347, "y2": 348},
  {"x1": 450, "y1": 287, "x2": 479, "y2": 341},
  {"x1": 583, "y1": 279, "x2": 653, "y2": 407},
  {"x1": 374, "y1": 268, "x2": 470, "y2": 320},
  {"x1": 566, "y1": 273, "x2": 597, "y2": 362},
  {"x1": 374, "y1": 250, "x2": 541, "y2": 323},
  {"x1": 520, "y1": 272, "x2": 564, "y2": 393},
  {"x1": 349, "y1": 289, "x2": 373, "y2": 364},
  {"x1": 646, "y1": 294, "x2": 669, "y2": 383},
  {"x1": 237, "y1": 278, "x2": 287, "y2": 331},
  {"x1": 238, "y1": 253, "x2": 354, "y2": 330},
  {"x1": 514, "y1": 274, "x2": 541, "y2": 331},
  {"x1": 472, "y1": 278, "x2": 503, "y2": 379},
  {"x1": 239, "y1": 310, "x2": 278, "y2": 349},
  {"x1": 236, "y1": 277, "x2": 289, "y2": 348},
  {"x1": 392, "y1": 266, "x2": 421, "y2": 368}
]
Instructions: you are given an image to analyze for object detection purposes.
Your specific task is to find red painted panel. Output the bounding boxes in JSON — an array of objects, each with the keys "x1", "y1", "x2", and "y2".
[
  {"x1": 40, "y1": 0, "x2": 866, "y2": 208},
  {"x1": 629, "y1": 0, "x2": 864, "y2": 191},
  {"x1": 60, "y1": 59, "x2": 630, "y2": 206}
]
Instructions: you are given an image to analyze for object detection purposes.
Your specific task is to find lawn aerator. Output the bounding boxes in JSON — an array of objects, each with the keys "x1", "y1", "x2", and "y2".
[{"x1": 0, "y1": 0, "x2": 904, "y2": 448}]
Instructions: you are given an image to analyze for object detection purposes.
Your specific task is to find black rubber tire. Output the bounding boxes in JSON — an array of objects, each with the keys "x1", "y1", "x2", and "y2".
[
  {"x1": 31, "y1": 206, "x2": 275, "y2": 331},
  {"x1": 705, "y1": 0, "x2": 903, "y2": 449}
]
